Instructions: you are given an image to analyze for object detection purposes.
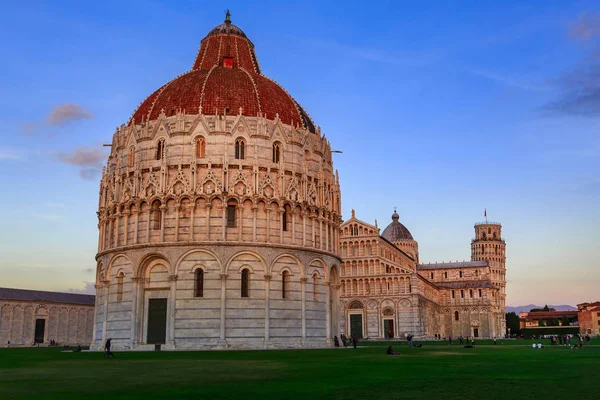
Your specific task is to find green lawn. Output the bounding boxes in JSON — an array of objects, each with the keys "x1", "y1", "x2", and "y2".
[{"x1": 1, "y1": 341, "x2": 598, "y2": 400}]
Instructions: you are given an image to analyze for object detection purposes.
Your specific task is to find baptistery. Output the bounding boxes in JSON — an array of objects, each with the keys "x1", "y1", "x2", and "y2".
[{"x1": 92, "y1": 14, "x2": 342, "y2": 350}]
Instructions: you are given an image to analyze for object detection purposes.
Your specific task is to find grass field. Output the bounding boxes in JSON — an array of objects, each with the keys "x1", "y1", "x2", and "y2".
[{"x1": 1, "y1": 340, "x2": 599, "y2": 400}]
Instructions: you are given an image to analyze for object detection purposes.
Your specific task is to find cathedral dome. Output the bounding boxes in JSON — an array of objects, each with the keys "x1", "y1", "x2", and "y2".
[
  {"x1": 129, "y1": 14, "x2": 316, "y2": 133},
  {"x1": 381, "y1": 211, "x2": 414, "y2": 241}
]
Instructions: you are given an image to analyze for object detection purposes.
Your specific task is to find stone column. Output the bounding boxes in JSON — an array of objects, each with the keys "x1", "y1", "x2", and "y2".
[
  {"x1": 205, "y1": 204, "x2": 212, "y2": 240},
  {"x1": 123, "y1": 211, "x2": 129, "y2": 246},
  {"x1": 302, "y1": 210, "x2": 307, "y2": 246},
  {"x1": 130, "y1": 277, "x2": 142, "y2": 348},
  {"x1": 114, "y1": 214, "x2": 120, "y2": 248},
  {"x1": 222, "y1": 205, "x2": 227, "y2": 241},
  {"x1": 146, "y1": 209, "x2": 151, "y2": 243},
  {"x1": 252, "y1": 206, "x2": 257, "y2": 242},
  {"x1": 167, "y1": 275, "x2": 177, "y2": 347},
  {"x1": 300, "y1": 277, "x2": 307, "y2": 343},
  {"x1": 319, "y1": 216, "x2": 323, "y2": 250},
  {"x1": 325, "y1": 281, "x2": 331, "y2": 344},
  {"x1": 311, "y1": 213, "x2": 315, "y2": 248},
  {"x1": 291, "y1": 210, "x2": 296, "y2": 244},
  {"x1": 266, "y1": 208, "x2": 271, "y2": 242},
  {"x1": 238, "y1": 205, "x2": 243, "y2": 241},
  {"x1": 278, "y1": 208, "x2": 284, "y2": 244},
  {"x1": 189, "y1": 204, "x2": 195, "y2": 241},
  {"x1": 264, "y1": 274, "x2": 271, "y2": 345},
  {"x1": 133, "y1": 210, "x2": 139, "y2": 245},
  {"x1": 219, "y1": 273, "x2": 228, "y2": 345},
  {"x1": 160, "y1": 205, "x2": 167, "y2": 242},
  {"x1": 174, "y1": 205, "x2": 180, "y2": 241},
  {"x1": 325, "y1": 219, "x2": 329, "y2": 252},
  {"x1": 101, "y1": 282, "x2": 110, "y2": 345}
]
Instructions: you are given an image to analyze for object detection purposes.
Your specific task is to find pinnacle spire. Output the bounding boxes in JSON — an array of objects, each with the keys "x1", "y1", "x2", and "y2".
[{"x1": 225, "y1": 9, "x2": 231, "y2": 23}]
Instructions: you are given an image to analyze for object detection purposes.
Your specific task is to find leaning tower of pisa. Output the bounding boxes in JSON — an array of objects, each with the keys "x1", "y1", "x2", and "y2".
[{"x1": 471, "y1": 222, "x2": 506, "y2": 335}]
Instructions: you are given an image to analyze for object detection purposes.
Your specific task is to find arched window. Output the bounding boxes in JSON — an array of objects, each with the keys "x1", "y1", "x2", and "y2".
[
  {"x1": 488, "y1": 228, "x2": 491, "y2": 234},
  {"x1": 493, "y1": 232, "x2": 497, "y2": 239},
  {"x1": 366, "y1": 243, "x2": 371, "y2": 255},
  {"x1": 430, "y1": 272, "x2": 434, "y2": 279},
  {"x1": 195, "y1": 269, "x2": 204, "y2": 297},
  {"x1": 156, "y1": 138, "x2": 165, "y2": 160},
  {"x1": 460, "y1": 290, "x2": 464, "y2": 298},
  {"x1": 444, "y1": 271, "x2": 448, "y2": 279},
  {"x1": 313, "y1": 273, "x2": 319, "y2": 300},
  {"x1": 127, "y1": 146, "x2": 135, "y2": 167},
  {"x1": 451, "y1": 290, "x2": 455, "y2": 299},
  {"x1": 353, "y1": 226, "x2": 358, "y2": 235},
  {"x1": 282, "y1": 208, "x2": 288, "y2": 231},
  {"x1": 478, "y1": 289, "x2": 482, "y2": 297},
  {"x1": 454, "y1": 311, "x2": 459, "y2": 321},
  {"x1": 459, "y1": 271, "x2": 463, "y2": 278},
  {"x1": 469, "y1": 289, "x2": 473, "y2": 298},
  {"x1": 235, "y1": 138, "x2": 245, "y2": 160},
  {"x1": 195, "y1": 137, "x2": 206, "y2": 158},
  {"x1": 475, "y1": 270, "x2": 479, "y2": 278},
  {"x1": 227, "y1": 205, "x2": 236, "y2": 228},
  {"x1": 282, "y1": 271, "x2": 289, "y2": 299},
  {"x1": 151, "y1": 201, "x2": 161, "y2": 230},
  {"x1": 241, "y1": 268, "x2": 249, "y2": 297},
  {"x1": 272, "y1": 142, "x2": 281, "y2": 163},
  {"x1": 116, "y1": 272, "x2": 124, "y2": 301}
]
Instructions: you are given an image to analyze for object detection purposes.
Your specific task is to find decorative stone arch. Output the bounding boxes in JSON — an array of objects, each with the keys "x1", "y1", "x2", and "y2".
[
  {"x1": 347, "y1": 300, "x2": 364, "y2": 310},
  {"x1": 270, "y1": 253, "x2": 304, "y2": 277},
  {"x1": 224, "y1": 250, "x2": 267, "y2": 275},
  {"x1": 105, "y1": 253, "x2": 133, "y2": 281},
  {"x1": 174, "y1": 248, "x2": 222, "y2": 275},
  {"x1": 136, "y1": 252, "x2": 172, "y2": 278},
  {"x1": 307, "y1": 257, "x2": 328, "y2": 281}
]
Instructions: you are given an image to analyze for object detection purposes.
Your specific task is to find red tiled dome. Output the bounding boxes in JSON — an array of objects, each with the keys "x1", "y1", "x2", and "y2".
[{"x1": 130, "y1": 17, "x2": 316, "y2": 133}]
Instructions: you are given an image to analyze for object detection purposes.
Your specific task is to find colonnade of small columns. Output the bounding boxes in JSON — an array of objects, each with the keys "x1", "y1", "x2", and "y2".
[
  {"x1": 98, "y1": 196, "x2": 340, "y2": 255},
  {"x1": 340, "y1": 276, "x2": 412, "y2": 297}
]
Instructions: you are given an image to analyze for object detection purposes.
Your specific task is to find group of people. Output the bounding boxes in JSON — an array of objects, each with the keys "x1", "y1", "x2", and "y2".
[{"x1": 333, "y1": 334, "x2": 358, "y2": 349}]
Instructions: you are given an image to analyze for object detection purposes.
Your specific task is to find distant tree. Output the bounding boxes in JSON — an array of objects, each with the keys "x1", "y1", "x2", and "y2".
[
  {"x1": 561, "y1": 316, "x2": 571, "y2": 326},
  {"x1": 506, "y1": 312, "x2": 521, "y2": 335},
  {"x1": 543, "y1": 305, "x2": 550, "y2": 312},
  {"x1": 538, "y1": 320, "x2": 546, "y2": 327}
]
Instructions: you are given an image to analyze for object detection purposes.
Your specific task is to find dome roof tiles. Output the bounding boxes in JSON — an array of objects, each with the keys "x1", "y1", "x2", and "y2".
[
  {"x1": 129, "y1": 17, "x2": 315, "y2": 132},
  {"x1": 381, "y1": 211, "x2": 414, "y2": 242}
]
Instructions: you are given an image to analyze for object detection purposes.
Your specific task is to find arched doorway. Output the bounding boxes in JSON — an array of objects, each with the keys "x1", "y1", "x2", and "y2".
[
  {"x1": 382, "y1": 308, "x2": 395, "y2": 339},
  {"x1": 347, "y1": 301, "x2": 364, "y2": 339}
]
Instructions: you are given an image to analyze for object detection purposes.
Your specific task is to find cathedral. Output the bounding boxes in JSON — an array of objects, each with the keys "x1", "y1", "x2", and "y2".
[
  {"x1": 339, "y1": 210, "x2": 506, "y2": 340},
  {"x1": 91, "y1": 14, "x2": 505, "y2": 350}
]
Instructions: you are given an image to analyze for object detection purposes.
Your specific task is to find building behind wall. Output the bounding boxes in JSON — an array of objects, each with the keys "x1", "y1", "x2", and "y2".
[
  {"x1": 577, "y1": 302, "x2": 600, "y2": 335},
  {"x1": 339, "y1": 210, "x2": 506, "y2": 339},
  {"x1": 0, "y1": 287, "x2": 94, "y2": 347}
]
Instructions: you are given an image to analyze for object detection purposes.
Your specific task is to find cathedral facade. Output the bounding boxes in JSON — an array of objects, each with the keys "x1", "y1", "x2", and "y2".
[
  {"x1": 92, "y1": 15, "x2": 342, "y2": 350},
  {"x1": 339, "y1": 211, "x2": 506, "y2": 339}
]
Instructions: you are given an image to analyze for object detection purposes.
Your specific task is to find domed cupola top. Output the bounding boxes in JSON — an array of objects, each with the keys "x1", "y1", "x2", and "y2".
[
  {"x1": 129, "y1": 11, "x2": 316, "y2": 133},
  {"x1": 382, "y1": 208, "x2": 414, "y2": 241}
]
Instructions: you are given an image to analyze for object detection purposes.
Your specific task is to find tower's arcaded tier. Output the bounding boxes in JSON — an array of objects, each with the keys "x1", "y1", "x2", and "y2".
[
  {"x1": 93, "y1": 15, "x2": 342, "y2": 350},
  {"x1": 471, "y1": 222, "x2": 506, "y2": 334}
]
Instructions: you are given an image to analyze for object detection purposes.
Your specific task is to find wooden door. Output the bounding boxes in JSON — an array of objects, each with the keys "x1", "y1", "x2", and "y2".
[
  {"x1": 350, "y1": 314, "x2": 363, "y2": 339},
  {"x1": 147, "y1": 298, "x2": 167, "y2": 344}
]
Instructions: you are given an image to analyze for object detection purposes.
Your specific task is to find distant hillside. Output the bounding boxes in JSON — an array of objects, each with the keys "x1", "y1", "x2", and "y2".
[{"x1": 506, "y1": 304, "x2": 577, "y2": 314}]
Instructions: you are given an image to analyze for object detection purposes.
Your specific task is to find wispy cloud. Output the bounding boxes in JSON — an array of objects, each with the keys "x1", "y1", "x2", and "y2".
[
  {"x1": 0, "y1": 150, "x2": 20, "y2": 160},
  {"x1": 19, "y1": 122, "x2": 40, "y2": 136},
  {"x1": 42, "y1": 202, "x2": 66, "y2": 209},
  {"x1": 67, "y1": 282, "x2": 96, "y2": 295},
  {"x1": 47, "y1": 104, "x2": 94, "y2": 126},
  {"x1": 542, "y1": 15, "x2": 600, "y2": 116},
  {"x1": 56, "y1": 146, "x2": 107, "y2": 180},
  {"x1": 21, "y1": 103, "x2": 94, "y2": 136},
  {"x1": 463, "y1": 66, "x2": 549, "y2": 92},
  {"x1": 34, "y1": 213, "x2": 63, "y2": 222},
  {"x1": 307, "y1": 39, "x2": 445, "y2": 68},
  {"x1": 569, "y1": 12, "x2": 600, "y2": 41}
]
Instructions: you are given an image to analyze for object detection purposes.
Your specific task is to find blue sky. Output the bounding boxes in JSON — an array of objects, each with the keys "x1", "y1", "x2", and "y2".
[{"x1": 0, "y1": 0, "x2": 598, "y2": 305}]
